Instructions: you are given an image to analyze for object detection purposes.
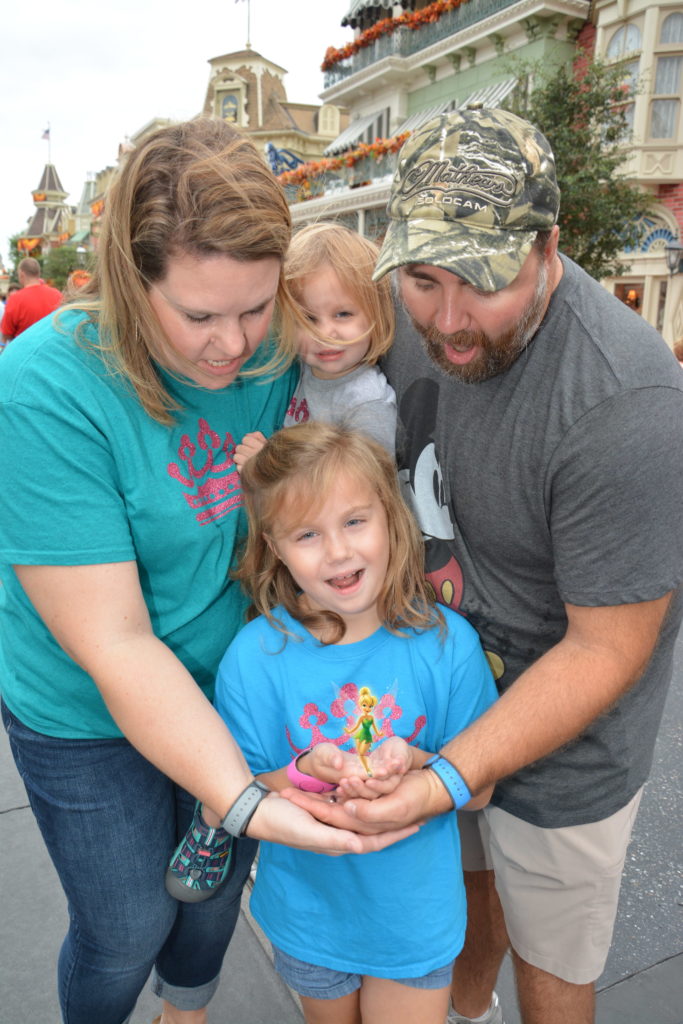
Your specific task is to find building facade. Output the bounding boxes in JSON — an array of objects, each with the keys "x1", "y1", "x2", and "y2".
[
  {"x1": 16, "y1": 164, "x2": 74, "y2": 259},
  {"x1": 202, "y1": 46, "x2": 348, "y2": 169},
  {"x1": 66, "y1": 46, "x2": 348, "y2": 259},
  {"x1": 591, "y1": 1, "x2": 683, "y2": 343},
  {"x1": 286, "y1": 0, "x2": 683, "y2": 344}
]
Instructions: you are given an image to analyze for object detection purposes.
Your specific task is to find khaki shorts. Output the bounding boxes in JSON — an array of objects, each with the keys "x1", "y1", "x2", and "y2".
[{"x1": 457, "y1": 789, "x2": 643, "y2": 985}]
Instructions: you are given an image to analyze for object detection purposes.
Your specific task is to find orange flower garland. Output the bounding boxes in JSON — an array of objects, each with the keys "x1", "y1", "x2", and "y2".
[
  {"x1": 278, "y1": 133, "x2": 409, "y2": 195},
  {"x1": 322, "y1": 0, "x2": 471, "y2": 71}
]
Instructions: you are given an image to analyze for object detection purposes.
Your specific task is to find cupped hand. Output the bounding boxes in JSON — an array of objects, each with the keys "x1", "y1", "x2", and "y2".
[
  {"x1": 337, "y1": 736, "x2": 413, "y2": 800},
  {"x1": 306, "y1": 742, "x2": 367, "y2": 785},
  {"x1": 283, "y1": 768, "x2": 451, "y2": 833},
  {"x1": 246, "y1": 790, "x2": 419, "y2": 854}
]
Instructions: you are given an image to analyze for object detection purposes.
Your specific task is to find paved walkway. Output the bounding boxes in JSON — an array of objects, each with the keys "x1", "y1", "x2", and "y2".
[{"x1": 2, "y1": 631, "x2": 681, "y2": 1022}]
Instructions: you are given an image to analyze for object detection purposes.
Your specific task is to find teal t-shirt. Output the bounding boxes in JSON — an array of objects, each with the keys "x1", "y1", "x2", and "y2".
[{"x1": 0, "y1": 310, "x2": 294, "y2": 738}]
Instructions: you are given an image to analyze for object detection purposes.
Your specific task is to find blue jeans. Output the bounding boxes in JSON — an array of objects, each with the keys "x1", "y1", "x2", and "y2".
[{"x1": 2, "y1": 701, "x2": 257, "y2": 1024}]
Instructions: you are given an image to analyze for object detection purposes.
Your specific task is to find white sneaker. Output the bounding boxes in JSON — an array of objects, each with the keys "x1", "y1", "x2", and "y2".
[{"x1": 448, "y1": 990, "x2": 505, "y2": 1024}]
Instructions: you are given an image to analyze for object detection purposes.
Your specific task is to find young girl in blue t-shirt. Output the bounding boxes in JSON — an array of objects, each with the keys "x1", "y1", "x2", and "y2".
[{"x1": 167, "y1": 422, "x2": 497, "y2": 1024}]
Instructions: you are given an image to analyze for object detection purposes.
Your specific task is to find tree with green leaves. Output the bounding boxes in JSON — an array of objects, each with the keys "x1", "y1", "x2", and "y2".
[
  {"x1": 509, "y1": 55, "x2": 651, "y2": 281},
  {"x1": 42, "y1": 246, "x2": 90, "y2": 290},
  {"x1": 7, "y1": 235, "x2": 42, "y2": 284}
]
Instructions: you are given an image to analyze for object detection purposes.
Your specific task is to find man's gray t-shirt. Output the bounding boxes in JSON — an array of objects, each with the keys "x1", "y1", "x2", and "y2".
[
  {"x1": 383, "y1": 255, "x2": 683, "y2": 827},
  {"x1": 284, "y1": 362, "x2": 397, "y2": 455}
]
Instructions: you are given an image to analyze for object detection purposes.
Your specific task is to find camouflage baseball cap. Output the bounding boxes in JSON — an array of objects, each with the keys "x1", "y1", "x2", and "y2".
[{"x1": 373, "y1": 107, "x2": 560, "y2": 291}]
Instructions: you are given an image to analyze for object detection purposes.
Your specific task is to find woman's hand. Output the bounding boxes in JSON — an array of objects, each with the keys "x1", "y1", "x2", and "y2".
[{"x1": 245, "y1": 791, "x2": 419, "y2": 854}]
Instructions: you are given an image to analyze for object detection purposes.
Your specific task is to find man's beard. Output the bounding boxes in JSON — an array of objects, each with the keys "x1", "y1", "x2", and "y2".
[{"x1": 408, "y1": 261, "x2": 550, "y2": 384}]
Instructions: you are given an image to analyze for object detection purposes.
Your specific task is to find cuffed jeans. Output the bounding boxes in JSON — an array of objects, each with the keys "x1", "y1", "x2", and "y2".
[{"x1": 2, "y1": 700, "x2": 257, "y2": 1024}]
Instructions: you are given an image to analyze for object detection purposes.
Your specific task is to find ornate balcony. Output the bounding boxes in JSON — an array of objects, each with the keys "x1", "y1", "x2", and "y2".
[
  {"x1": 283, "y1": 153, "x2": 397, "y2": 206},
  {"x1": 323, "y1": 0, "x2": 522, "y2": 87}
]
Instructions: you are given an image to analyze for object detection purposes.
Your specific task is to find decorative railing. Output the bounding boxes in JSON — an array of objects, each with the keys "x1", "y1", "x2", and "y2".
[
  {"x1": 278, "y1": 134, "x2": 407, "y2": 205},
  {"x1": 323, "y1": 0, "x2": 521, "y2": 87},
  {"x1": 282, "y1": 161, "x2": 394, "y2": 204},
  {"x1": 324, "y1": 29, "x2": 409, "y2": 86}
]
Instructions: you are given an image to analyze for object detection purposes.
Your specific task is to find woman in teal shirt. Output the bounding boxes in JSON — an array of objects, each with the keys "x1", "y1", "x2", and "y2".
[{"x1": 0, "y1": 118, "x2": 403, "y2": 1024}]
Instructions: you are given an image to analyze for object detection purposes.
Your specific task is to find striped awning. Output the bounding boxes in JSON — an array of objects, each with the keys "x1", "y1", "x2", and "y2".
[
  {"x1": 392, "y1": 79, "x2": 517, "y2": 140},
  {"x1": 394, "y1": 100, "x2": 453, "y2": 136},
  {"x1": 323, "y1": 113, "x2": 378, "y2": 156},
  {"x1": 458, "y1": 77, "x2": 517, "y2": 109},
  {"x1": 323, "y1": 78, "x2": 517, "y2": 157},
  {"x1": 342, "y1": 0, "x2": 393, "y2": 24},
  {"x1": 345, "y1": 0, "x2": 392, "y2": 13}
]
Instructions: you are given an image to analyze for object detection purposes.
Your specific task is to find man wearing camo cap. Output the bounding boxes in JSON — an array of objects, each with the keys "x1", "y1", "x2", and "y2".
[{"x1": 292, "y1": 108, "x2": 683, "y2": 1024}]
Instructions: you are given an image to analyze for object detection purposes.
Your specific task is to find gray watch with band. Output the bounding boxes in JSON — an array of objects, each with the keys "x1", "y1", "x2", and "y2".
[{"x1": 221, "y1": 780, "x2": 270, "y2": 837}]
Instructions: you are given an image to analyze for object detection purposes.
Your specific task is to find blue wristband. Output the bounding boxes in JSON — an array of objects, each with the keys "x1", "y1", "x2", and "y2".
[{"x1": 423, "y1": 754, "x2": 472, "y2": 809}]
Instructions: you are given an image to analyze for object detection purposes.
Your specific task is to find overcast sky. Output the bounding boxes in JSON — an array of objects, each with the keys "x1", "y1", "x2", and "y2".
[{"x1": 0, "y1": 0, "x2": 353, "y2": 271}]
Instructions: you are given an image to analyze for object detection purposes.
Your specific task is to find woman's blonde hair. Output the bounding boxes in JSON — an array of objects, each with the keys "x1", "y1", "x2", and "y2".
[
  {"x1": 64, "y1": 118, "x2": 293, "y2": 423},
  {"x1": 236, "y1": 422, "x2": 443, "y2": 644},
  {"x1": 277, "y1": 222, "x2": 394, "y2": 368}
]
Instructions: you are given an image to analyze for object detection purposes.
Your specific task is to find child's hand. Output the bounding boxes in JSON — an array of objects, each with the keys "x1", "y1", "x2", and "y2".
[
  {"x1": 234, "y1": 431, "x2": 267, "y2": 472},
  {"x1": 337, "y1": 737, "x2": 413, "y2": 800},
  {"x1": 371, "y1": 736, "x2": 413, "y2": 777},
  {"x1": 304, "y1": 743, "x2": 367, "y2": 786}
]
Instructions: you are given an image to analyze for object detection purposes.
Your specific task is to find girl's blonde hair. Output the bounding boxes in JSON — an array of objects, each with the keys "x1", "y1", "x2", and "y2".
[
  {"x1": 277, "y1": 222, "x2": 394, "y2": 368},
  {"x1": 63, "y1": 118, "x2": 293, "y2": 423},
  {"x1": 237, "y1": 422, "x2": 443, "y2": 644}
]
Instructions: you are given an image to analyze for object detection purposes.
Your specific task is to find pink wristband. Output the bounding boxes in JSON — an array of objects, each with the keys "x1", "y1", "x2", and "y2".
[{"x1": 286, "y1": 751, "x2": 336, "y2": 793}]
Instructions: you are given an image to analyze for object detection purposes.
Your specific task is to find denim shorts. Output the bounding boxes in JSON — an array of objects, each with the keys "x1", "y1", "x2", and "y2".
[{"x1": 272, "y1": 946, "x2": 454, "y2": 999}]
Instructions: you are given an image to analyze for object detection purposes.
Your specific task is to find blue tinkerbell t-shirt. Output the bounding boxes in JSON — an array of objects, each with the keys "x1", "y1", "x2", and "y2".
[
  {"x1": 0, "y1": 309, "x2": 294, "y2": 738},
  {"x1": 216, "y1": 605, "x2": 497, "y2": 979}
]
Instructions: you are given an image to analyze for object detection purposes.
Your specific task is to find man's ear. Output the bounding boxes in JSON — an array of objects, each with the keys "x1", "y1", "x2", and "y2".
[{"x1": 546, "y1": 224, "x2": 560, "y2": 263}]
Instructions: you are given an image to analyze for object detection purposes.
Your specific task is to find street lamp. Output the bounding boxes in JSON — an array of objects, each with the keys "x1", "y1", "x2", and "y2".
[{"x1": 664, "y1": 240, "x2": 683, "y2": 276}]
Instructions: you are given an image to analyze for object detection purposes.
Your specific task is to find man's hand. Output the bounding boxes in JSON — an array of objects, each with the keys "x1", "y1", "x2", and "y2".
[
  {"x1": 283, "y1": 767, "x2": 452, "y2": 833},
  {"x1": 246, "y1": 790, "x2": 420, "y2": 853}
]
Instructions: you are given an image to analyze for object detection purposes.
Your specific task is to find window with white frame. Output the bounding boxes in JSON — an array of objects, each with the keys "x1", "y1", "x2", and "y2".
[
  {"x1": 319, "y1": 105, "x2": 340, "y2": 136},
  {"x1": 607, "y1": 23, "x2": 641, "y2": 57},
  {"x1": 606, "y1": 24, "x2": 641, "y2": 134},
  {"x1": 649, "y1": 11, "x2": 683, "y2": 140}
]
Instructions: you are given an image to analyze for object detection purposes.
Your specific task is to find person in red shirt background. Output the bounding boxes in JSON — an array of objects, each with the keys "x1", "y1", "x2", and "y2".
[{"x1": 1, "y1": 257, "x2": 62, "y2": 348}]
